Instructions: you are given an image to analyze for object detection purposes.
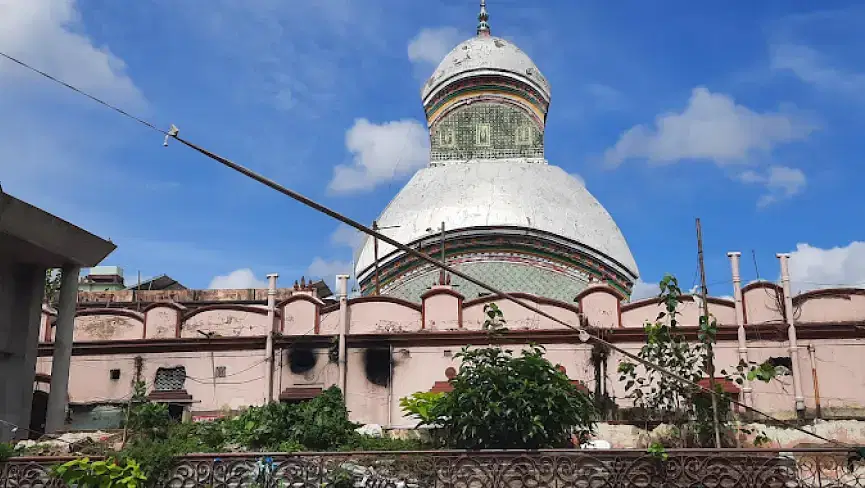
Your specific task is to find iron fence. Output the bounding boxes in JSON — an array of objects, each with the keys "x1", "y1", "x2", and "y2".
[{"x1": 2, "y1": 448, "x2": 864, "y2": 487}]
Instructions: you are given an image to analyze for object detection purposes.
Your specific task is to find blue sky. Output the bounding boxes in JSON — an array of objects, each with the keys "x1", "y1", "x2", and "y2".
[{"x1": 1, "y1": 0, "x2": 863, "y2": 298}]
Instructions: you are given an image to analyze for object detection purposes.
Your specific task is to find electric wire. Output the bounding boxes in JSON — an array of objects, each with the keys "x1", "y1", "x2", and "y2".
[{"x1": 0, "y1": 50, "x2": 847, "y2": 448}]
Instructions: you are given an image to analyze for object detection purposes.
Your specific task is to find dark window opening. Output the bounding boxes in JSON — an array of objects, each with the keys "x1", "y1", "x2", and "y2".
[
  {"x1": 767, "y1": 357, "x2": 793, "y2": 373},
  {"x1": 364, "y1": 348, "x2": 391, "y2": 387},
  {"x1": 288, "y1": 348, "x2": 317, "y2": 374},
  {"x1": 167, "y1": 404, "x2": 184, "y2": 422},
  {"x1": 109, "y1": 369, "x2": 121, "y2": 380},
  {"x1": 215, "y1": 366, "x2": 227, "y2": 378}
]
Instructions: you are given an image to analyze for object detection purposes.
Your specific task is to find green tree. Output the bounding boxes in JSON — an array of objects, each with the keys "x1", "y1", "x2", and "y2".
[
  {"x1": 404, "y1": 344, "x2": 597, "y2": 449},
  {"x1": 44, "y1": 269, "x2": 62, "y2": 306},
  {"x1": 617, "y1": 274, "x2": 778, "y2": 447}
]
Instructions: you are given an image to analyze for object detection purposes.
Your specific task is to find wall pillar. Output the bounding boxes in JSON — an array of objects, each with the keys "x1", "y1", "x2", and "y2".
[
  {"x1": 264, "y1": 273, "x2": 278, "y2": 404},
  {"x1": 777, "y1": 253, "x2": 805, "y2": 413},
  {"x1": 46, "y1": 265, "x2": 80, "y2": 433},
  {"x1": 336, "y1": 275, "x2": 350, "y2": 394},
  {"x1": 727, "y1": 252, "x2": 752, "y2": 407},
  {"x1": 0, "y1": 264, "x2": 45, "y2": 442}
]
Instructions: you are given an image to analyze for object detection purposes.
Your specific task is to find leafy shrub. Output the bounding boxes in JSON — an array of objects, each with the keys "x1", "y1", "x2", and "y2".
[
  {"x1": 127, "y1": 402, "x2": 173, "y2": 441},
  {"x1": 119, "y1": 422, "x2": 204, "y2": 487},
  {"x1": 53, "y1": 457, "x2": 146, "y2": 488},
  {"x1": 338, "y1": 434, "x2": 426, "y2": 452},
  {"x1": 223, "y1": 386, "x2": 357, "y2": 450},
  {"x1": 0, "y1": 442, "x2": 15, "y2": 462},
  {"x1": 399, "y1": 392, "x2": 443, "y2": 426},
  {"x1": 405, "y1": 344, "x2": 596, "y2": 449}
]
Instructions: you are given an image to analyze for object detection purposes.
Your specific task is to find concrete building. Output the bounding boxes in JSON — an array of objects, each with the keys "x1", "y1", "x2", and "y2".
[
  {"x1": 78, "y1": 266, "x2": 126, "y2": 292},
  {"x1": 0, "y1": 187, "x2": 115, "y2": 442}
]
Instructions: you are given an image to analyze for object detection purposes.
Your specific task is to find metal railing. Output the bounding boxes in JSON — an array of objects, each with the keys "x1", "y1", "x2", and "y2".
[{"x1": 2, "y1": 448, "x2": 864, "y2": 487}]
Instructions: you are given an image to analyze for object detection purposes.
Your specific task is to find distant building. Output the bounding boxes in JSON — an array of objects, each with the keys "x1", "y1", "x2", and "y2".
[
  {"x1": 78, "y1": 266, "x2": 126, "y2": 292},
  {"x1": 124, "y1": 274, "x2": 186, "y2": 292}
]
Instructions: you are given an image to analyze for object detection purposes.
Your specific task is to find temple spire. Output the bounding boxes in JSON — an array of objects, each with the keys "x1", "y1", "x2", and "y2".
[{"x1": 477, "y1": 0, "x2": 490, "y2": 36}]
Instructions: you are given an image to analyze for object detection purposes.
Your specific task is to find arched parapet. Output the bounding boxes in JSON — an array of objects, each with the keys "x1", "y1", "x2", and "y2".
[
  {"x1": 74, "y1": 309, "x2": 145, "y2": 341},
  {"x1": 462, "y1": 293, "x2": 580, "y2": 331},
  {"x1": 621, "y1": 295, "x2": 735, "y2": 328},
  {"x1": 794, "y1": 288, "x2": 865, "y2": 323},
  {"x1": 181, "y1": 304, "x2": 273, "y2": 338},
  {"x1": 143, "y1": 303, "x2": 185, "y2": 339},
  {"x1": 347, "y1": 296, "x2": 422, "y2": 334},
  {"x1": 279, "y1": 294, "x2": 324, "y2": 335},
  {"x1": 421, "y1": 286, "x2": 465, "y2": 330},
  {"x1": 742, "y1": 281, "x2": 785, "y2": 325},
  {"x1": 576, "y1": 284, "x2": 624, "y2": 329}
]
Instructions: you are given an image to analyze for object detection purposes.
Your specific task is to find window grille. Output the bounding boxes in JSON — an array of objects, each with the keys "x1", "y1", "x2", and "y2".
[{"x1": 154, "y1": 366, "x2": 186, "y2": 391}]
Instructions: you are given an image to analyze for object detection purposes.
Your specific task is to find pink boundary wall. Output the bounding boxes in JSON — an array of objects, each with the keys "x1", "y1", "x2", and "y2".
[{"x1": 34, "y1": 284, "x2": 865, "y2": 440}]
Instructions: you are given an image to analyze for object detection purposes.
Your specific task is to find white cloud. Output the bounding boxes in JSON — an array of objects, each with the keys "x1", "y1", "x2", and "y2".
[
  {"x1": 787, "y1": 242, "x2": 865, "y2": 294},
  {"x1": 407, "y1": 27, "x2": 461, "y2": 68},
  {"x1": 771, "y1": 44, "x2": 865, "y2": 97},
  {"x1": 0, "y1": 0, "x2": 143, "y2": 107},
  {"x1": 330, "y1": 224, "x2": 365, "y2": 249},
  {"x1": 306, "y1": 258, "x2": 352, "y2": 289},
  {"x1": 738, "y1": 166, "x2": 807, "y2": 208},
  {"x1": 328, "y1": 118, "x2": 430, "y2": 194},
  {"x1": 629, "y1": 279, "x2": 660, "y2": 301},
  {"x1": 604, "y1": 87, "x2": 813, "y2": 167},
  {"x1": 208, "y1": 269, "x2": 267, "y2": 289}
]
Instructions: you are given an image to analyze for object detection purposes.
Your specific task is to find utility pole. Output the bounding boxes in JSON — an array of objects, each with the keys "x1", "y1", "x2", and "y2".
[
  {"x1": 439, "y1": 222, "x2": 446, "y2": 285},
  {"x1": 697, "y1": 218, "x2": 722, "y2": 449},
  {"x1": 373, "y1": 220, "x2": 380, "y2": 295},
  {"x1": 372, "y1": 221, "x2": 401, "y2": 295}
]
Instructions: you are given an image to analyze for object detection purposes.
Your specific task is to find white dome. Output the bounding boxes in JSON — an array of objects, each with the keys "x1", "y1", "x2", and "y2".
[
  {"x1": 355, "y1": 162, "x2": 639, "y2": 281},
  {"x1": 421, "y1": 36, "x2": 551, "y2": 107}
]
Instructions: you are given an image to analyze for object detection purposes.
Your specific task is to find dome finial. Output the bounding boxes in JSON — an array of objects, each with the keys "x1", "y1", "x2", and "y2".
[{"x1": 477, "y1": 0, "x2": 491, "y2": 36}]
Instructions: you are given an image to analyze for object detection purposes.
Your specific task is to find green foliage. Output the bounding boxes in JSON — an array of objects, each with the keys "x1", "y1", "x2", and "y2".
[
  {"x1": 53, "y1": 457, "x2": 146, "y2": 488},
  {"x1": 276, "y1": 440, "x2": 305, "y2": 453},
  {"x1": 618, "y1": 274, "x2": 780, "y2": 447},
  {"x1": 224, "y1": 387, "x2": 357, "y2": 450},
  {"x1": 481, "y1": 303, "x2": 507, "y2": 336},
  {"x1": 646, "y1": 442, "x2": 669, "y2": 461},
  {"x1": 119, "y1": 423, "x2": 203, "y2": 487},
  {"x1": 325, "y1": 466, "x2": 355, "y2": 488},
  {"x1": 44, "y1": 269, "x2": 62, "y2": 306},
  {"x1": 0, "y1": 442, "x2": 15, "y2": 462},
  {"x1": 398, "y1": 392, "x2": 443, "y2": 426},
  {"x1": 338, "y1": 434, "x2": 426, "y2": 452},
  {"x1": 409, "y1": 344, "x2": 596, "y2": 449}
]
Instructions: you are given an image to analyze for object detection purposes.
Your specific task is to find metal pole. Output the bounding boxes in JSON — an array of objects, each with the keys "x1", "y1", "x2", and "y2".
[
  {"x1": 439, "y1": 222, "x2": 446, "y2": 285},
  {"x1": 697, "y1": 218, "x2": 722, "y2": 448},
  {"x1": 373, "y1": 221, "x2": 380, "y2": 295},
  {"x1": 808, "y1": 344, "x2": 822, "y2": 419}
]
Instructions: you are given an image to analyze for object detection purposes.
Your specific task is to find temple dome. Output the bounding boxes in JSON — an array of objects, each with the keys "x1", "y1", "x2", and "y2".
[
  {"x1": 355, "y1": 162, "x2": 639, "y2": 284},
  {"x1": 421, "y1": 35, "x2": 551, "y2": 108},
  {"x1": 353, "y1": 3, "x2": 639, "y2": 301}
]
